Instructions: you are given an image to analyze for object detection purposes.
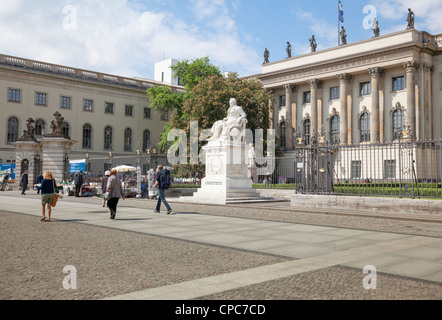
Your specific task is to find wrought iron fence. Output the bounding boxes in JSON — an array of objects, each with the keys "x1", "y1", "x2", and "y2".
[{"x1": 255, "y1": 136, "x2": 442, "y2": 199}]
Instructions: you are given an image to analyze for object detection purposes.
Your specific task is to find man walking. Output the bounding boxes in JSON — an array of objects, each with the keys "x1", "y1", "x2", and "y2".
[
  {"x1": 36, "y1": 172, "x2": 44, "y2": 194},
  {"x1": 153, "y1": 165, "x2": 172, "y2": 214},
  {"x1": 74, "y1": 170, "x2": 84, "y2": 197},
  {"x1": 20, "y1": 170, "x2": 28, "y2": 195}
]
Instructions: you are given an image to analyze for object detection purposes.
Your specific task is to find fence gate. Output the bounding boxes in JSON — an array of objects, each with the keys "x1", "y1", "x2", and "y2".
[{"x1": 295, "y1": 137, "x2": 334, "y2": 194}]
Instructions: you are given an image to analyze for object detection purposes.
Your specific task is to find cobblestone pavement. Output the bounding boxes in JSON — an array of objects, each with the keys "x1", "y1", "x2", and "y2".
[{"x1": 0, "y1": 191, "x2": 441, "y2": 300}]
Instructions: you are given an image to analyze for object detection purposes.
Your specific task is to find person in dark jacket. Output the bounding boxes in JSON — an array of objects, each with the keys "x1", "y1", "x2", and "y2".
[
  {"x1": 20, "y1": 170, "x2": 28, "y2": 195},
  {"x1": 153, "y1": 165, "x2": 172, "y2": 214},
  {"x1": 74, "y1": 171, "x2": 83, "y2": 197},
  {"x1": 36, "y1": 170, "x2": 61, "y2": 222},
  {"x1": 35, "y1": 172, "x2": 44, "y2": 194}
]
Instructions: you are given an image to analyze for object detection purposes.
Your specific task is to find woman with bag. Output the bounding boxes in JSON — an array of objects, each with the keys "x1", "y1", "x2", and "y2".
[
  {"x1": 106, "y1": 169, "x2": 124, "y2": 219},
  {"x1": 35, "y1": 170, "x2": 61, "y2": 222}
]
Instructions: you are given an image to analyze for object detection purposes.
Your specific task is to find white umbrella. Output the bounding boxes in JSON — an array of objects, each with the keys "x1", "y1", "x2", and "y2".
[{"x1": 113, "y1": 165, "x2": 136, "y2": 172}]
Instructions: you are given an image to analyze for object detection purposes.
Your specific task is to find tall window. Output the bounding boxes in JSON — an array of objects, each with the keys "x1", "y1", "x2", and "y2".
[
  {"x1": 351, "y1": 161, "x2": 362, "y2": 179},
  {"x1": 384, "y1": 160, "x2": 396, "y2": 179},
  {"x1": 82, "y1": 124, "x2": 92, "y2": 149},
  {"x1": 62, "y1": 122, "x2": 70, "y2": 138},
  {"x1": 104, "y1": 126, "x2": 113, "y2": 150},
  {"x1": 8, "y1": 89, "x2": 21, "y2": 102},
  {"x1": 125, "y1": 105, "x2": 133, "y2": 116},
  {"x1": 360, "y1": 82, "x2": 371, "y2": 96},
  {"x1": 143, "y1": 130, "x2": 151, "y2": 152},
  {"x1": 124, "y1": 128, "x2": 132, "y2": 151},
  {"x1": 144, "y1": 107, "x2": 151, "y2": 119},
  {"x1": 392, "y1": 76, "x2": 405, "y2": 91},
  {"x1": 35, "y1": 93, "x2": 47, "y2": 106},
  {"x1": 7, "y1": 117, "x2": 19, "y2": 143},
  {"x1": 330, "y1": 87, "x2": 340, "y2": 100},
  {"x1": 392, "y1": 109, "x2": 405, "y2": 140},
  {"x1": 161, "y1": 111, "x2": 169, "y2": 121},
  {"x1": 105, "y1": 102, "x2": 114, "y2": 114},
  {"x1": 279, "y1": 95, "x2": 286, "y2": 107},
  {"x1": 330, "y1": 115, "x2": 340, "y2": 145},
  {"x1": 60, "y1": 96, "x2": 71, "y2": 109},
  {"x1": 360, "y1": 112, "x2": 371, "y2": 142},
  {"x1": 303, "y1": 91, "x2": 311, "y2": 104},
  {"x1": 83, "y1": 99, "x2": 93, "y2": 112},
  {"x1": 303, "y1": 119, "x2": 310, "y2": 145},
  {"x1": 35, "y1": 119, "x2": 46, "y2": 137}
]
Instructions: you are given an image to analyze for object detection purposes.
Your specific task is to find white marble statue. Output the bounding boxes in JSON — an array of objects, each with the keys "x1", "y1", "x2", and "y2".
[{"x1": 208, "y1": 98, "x2": 248, "y2": 145}]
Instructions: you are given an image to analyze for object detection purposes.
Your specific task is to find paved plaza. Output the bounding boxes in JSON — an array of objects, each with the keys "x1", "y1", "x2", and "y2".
[{"x1": 0, "y1": 190, "x2": 441, "y2": 301}]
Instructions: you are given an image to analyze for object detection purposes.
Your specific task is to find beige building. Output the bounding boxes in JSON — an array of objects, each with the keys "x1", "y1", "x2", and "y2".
[
  {"x1": 259, "y1": 29, "x2": 442, "y2": 149},
  {"x1": 0, "y1": 53, "x2": 183, "y2": 177}
]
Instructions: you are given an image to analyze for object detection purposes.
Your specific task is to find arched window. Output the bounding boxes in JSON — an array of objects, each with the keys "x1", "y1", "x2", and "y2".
[
  {"x1": 7, "y1": 117, "x2": 19, "y2": 143},
  {"x1": 62, "y1": 122, "x2": 70, "y2": 138},
  {"x1": 393, "y1": 109, "x2": 405, "y2": 140},
  {"x1": 124, "y1": 128, "x2": 132, "y2": 151},
  {"x1": 330, "y1": 115, "x2": 340, "y2": 145},
  {"x1": 143, "y1": 130, "x2": 151, "y2": 152},
  {"x1": 303, "y1": 119, "x2": 310, "y2": 145},
  {"x1": 104, "y1": 126, "x2": 113, "y2": 150},
  {"x1": 82, "y1": 124, "x2": 92, "y2": 149},
  {"x1": 360, "y1": 112, "x2": 371, "y2": 143},
  {"x1": 35, "y1": 119, "x2": 46, "y2": 137}
]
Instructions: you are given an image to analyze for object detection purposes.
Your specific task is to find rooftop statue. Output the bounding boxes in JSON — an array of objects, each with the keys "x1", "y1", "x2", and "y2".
[
  {"x1": 263, "y1": 48, "x2": 270, "y2": 64},
  {"x1": 309, "y1": 35, "x2": 317, "y2": 52},
  {"x1": 372, "y1": 18, "x2": 380, "y2": 37},
  {"x1": 406, "y1": 8, "x2": 415, "y2": 29},
  {"x1": 286, "y1": 42, "x2": 292, "y2": 58},
  {"x1": 340, "y1": 26, "x2": 347, "y2": 45}
]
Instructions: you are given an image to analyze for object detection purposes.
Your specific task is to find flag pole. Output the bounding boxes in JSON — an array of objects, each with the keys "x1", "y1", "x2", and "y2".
[{"x1": 338, "y1": 0, "x2": 341, "y2": 46}]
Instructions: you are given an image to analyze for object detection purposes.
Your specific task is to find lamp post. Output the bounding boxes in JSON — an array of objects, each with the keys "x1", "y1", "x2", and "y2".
[
  {"x1": 85, "y1": 152, "x2": 89, "y2": 174},
  {"x1": 136, "y1": 149, "x2": 141, "y2": 198},
  {"x1": 108, "y1": 151, "x2": 113, "y2": 170}
]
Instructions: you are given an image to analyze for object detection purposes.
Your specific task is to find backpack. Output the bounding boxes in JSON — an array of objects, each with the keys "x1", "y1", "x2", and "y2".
[{"x1": 160, "y1": 170, "x2": 172, "y2": 189}]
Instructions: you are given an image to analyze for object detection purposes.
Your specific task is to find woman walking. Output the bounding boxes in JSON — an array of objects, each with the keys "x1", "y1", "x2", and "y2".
[
  {"x1": 106, "y1": 169, "x2": 124, "y2": 219},
  {"x1": 36, "y1": 171, "x2": 58, "y2": 222}
]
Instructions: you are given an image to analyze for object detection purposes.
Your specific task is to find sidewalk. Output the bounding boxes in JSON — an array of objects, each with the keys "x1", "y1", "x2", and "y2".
[{"x1": 0, "y1": 190, "x2": 441, "y2": 300}]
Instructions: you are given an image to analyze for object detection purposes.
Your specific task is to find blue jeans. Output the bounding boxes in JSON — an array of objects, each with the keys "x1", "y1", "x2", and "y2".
[{"x1": 156, "y1": 188, "x2": 171, "y2": 211}]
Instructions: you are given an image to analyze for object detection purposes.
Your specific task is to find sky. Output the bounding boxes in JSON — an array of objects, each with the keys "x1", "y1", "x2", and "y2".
[{"x1": 1, "y1": 0, "x2": 442, "y2": 80}]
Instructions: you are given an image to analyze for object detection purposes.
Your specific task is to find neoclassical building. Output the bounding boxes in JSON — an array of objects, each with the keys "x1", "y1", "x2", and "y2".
[
  {"x1": 259, "y1": 29, "x2": 442, "y2": 150},
  {"x1": 0, "y1": 54, "x2": 183, "y2": 178}
]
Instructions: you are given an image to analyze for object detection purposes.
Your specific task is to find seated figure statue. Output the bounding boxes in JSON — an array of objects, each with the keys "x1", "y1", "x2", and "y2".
[{"x1": 208, "y1": 98, "x2": 248, "y2": 144}]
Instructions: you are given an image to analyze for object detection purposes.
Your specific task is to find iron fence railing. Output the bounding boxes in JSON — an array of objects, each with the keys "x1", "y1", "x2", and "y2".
[{"x1": 255, "y1": 138, "x2": 442, "y2": 199}]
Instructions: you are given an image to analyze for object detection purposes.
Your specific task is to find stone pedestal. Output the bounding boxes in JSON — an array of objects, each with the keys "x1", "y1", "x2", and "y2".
[
  {"x1": 185, "y1": 142, "x2": 261, "y2": 204},
  {"x1": 38, "y1": 136, "x2": 76, "y2": 183}
]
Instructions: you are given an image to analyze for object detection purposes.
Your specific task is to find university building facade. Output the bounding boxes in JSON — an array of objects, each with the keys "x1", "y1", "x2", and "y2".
[
  {"x1": 0, "y1": 54, "x2": 183, "y2": 180},
  {"x1": 258, "y1": 29, "x2": 442, "y2": 185}
]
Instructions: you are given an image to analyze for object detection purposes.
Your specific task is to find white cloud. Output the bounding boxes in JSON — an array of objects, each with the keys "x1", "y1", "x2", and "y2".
[
  {"x1": 0, "y1": 0, "x2": 261, "y2": 78},
  {"x1": 370, "y1": 0, "x2": 442, "y2": 34}
]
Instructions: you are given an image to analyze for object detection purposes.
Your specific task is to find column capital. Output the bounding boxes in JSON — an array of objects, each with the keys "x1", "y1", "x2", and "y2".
[
  {"x1": 283, "y1": 83, "x2": 298, "y2": 93},
  {"x1": 368, "y1": 67, "x2": 385, "y2": 78},
  {"x1": 307, "y1": 79, "x2": 323, "y2": 89},
  {"x1": 403, "y1": 60, "x2": 419, "y2": 72},
  {"x1": 337, "y1": 73, "x2": 353, "y2": 83},
  {"x1": 421, "y1": 62, "x2": 434, "y2": 73}
]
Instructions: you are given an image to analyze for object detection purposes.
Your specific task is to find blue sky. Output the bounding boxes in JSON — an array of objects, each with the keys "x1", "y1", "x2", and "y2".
[{"x1": 1, "y1": 0, "x2": 441, "y2": 79}]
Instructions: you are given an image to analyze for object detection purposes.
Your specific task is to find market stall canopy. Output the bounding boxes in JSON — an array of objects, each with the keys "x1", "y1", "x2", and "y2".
[{"x1": 113, "y1": 165, "x2": 136, "y2": 172}]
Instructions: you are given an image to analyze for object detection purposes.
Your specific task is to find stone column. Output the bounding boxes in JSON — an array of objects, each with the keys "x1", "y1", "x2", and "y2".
[
  {"x1": 337, "y1": 73, "x2": 352, "y2": 144},
  {"x1": 283, "y1": 84, "x2": 293, "y2": 150},
  {"x1": 422, "y1": 63, "x2": 433, "y2": 140},
  {"x1": 404, "y1": 61, "x2": 419, "y2": 140},
  {"x1": 307, "y1": 79, "x2": 322, "y2": 139},
  {"x1": 39, "y1": 137, "x2": 76, "y2": 183},
  {"x1": 368, "y1": 67, "x2": 384, "y2": 143}
]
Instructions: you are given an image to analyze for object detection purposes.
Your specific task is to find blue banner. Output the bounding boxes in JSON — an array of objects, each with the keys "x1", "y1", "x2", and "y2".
[
  {"x1": 69, "y1": 160, "x2": 86, "y2": 173},
  {"x1": 0, "y1": 163, "x2": 16, "y2": 180}
]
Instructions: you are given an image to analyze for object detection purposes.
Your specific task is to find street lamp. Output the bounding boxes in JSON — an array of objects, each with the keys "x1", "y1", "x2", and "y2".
[
  {"x1": 85, "y1": 152, "x2": 89, "y2": 173},
  {"x1": 136, "y1": 149, "x2": 141, "y2": 198},
  {"x1": 108, "y1": 151, "x2": 113, "y2": 170}
]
